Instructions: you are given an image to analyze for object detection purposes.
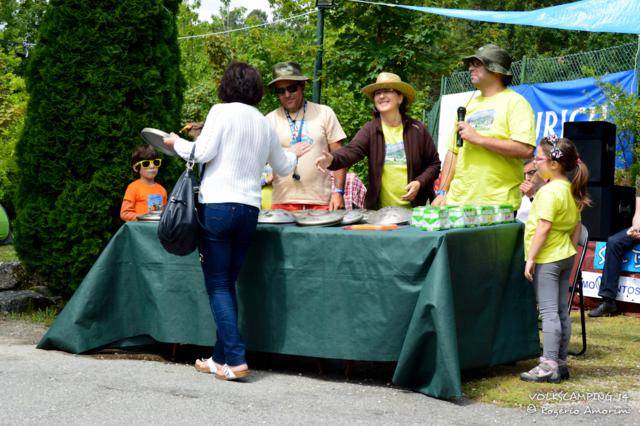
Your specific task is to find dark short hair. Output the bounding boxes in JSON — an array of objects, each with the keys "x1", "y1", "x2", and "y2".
[
  {"x1": 131, "y1": 145, "x2": 158, "y2": 170},
  {"x1": 218, "y1": 62, "x2": 264, "y2": 106}
]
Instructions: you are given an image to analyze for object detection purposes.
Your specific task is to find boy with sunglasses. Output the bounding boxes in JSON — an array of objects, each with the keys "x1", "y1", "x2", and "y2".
[
  {"x1": 120, "y1": 145, "x2": 167, "y2": 221},
  {"x1": 266, "y1": 61, "x2": 347, "y2": 212}
]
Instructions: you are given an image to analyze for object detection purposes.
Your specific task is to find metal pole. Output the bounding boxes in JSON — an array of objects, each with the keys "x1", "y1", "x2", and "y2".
[{"x1": 312, "y1": 7, "x2": 325, "y2": 104}]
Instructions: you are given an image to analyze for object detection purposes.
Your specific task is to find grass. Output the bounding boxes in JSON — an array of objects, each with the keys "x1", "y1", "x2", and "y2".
[
  {"x1": 4, "y1": 307, "x2": 60, "y2": 327},
  {"x1": 462, "y1": 312, "x2": 640, "y2": 406},
  {"x1": 0, "y1": 244, "x2": 18, "y2": 262}
]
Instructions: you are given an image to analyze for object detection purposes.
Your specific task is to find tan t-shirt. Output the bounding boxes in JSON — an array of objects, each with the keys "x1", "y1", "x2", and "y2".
[{"x1": 267, "y1": 101, "x2": 346, "y2": 205}]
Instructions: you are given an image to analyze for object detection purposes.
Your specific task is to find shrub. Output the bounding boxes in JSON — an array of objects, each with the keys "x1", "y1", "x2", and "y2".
[{"x1": 14, "y1": 0, "x2": 184, "y2": 297}]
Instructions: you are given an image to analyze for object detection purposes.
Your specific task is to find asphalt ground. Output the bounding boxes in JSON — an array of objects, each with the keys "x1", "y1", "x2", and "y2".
[{"x1": 1, "y1": 319, "x2": 638, "y2": 425}]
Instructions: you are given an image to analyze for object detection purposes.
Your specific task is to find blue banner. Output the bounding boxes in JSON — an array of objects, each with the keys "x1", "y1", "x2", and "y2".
[
  {"x1": 511, "y1": 70, "x2": 637, "y2": 168},
  {"x1": 356, "y1": 0, "x2": 640, "y2": 34},
  {"x1": 593, "y1": 241, "x2": 640, "y2": 272}
]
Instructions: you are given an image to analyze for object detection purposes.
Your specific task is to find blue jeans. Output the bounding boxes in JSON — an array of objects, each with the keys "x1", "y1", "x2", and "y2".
[
  {"x1": 199, "y1": 203, "x2": 259, "y2": 366},
  {"x1": 599, "y1": 228, "x2": 634, "y2": 300}
]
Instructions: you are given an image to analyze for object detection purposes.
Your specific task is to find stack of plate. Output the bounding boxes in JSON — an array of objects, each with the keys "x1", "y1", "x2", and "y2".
[
  {"x1": 365, "y1": 206, "x2": 412, "y2": 226},
  {"x1": 294, "y1": 210, "x2": 345, "y2": 227},
  {"x1": 340, "y1": 210, "x2": 364, "y2": 225},
  {"x1": 258, "y1": 209, "x2": 296, "y2": 224}
]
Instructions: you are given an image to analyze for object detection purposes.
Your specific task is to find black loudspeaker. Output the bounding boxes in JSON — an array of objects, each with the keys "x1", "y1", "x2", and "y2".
[
  {"x1": 582, "y1": 185, "x2": 635, "y2": 241},
  {"x1": 563, "y1": 121, "x2": 616, "y2": 186}
]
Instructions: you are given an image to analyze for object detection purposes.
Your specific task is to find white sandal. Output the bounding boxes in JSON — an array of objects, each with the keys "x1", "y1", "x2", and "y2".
[
  {"x1": 215, "y1": 364, "x2": 250, "y2": 381},
  {"x1": 194, "y1": 357, "x2": 218, "y2": 374}
]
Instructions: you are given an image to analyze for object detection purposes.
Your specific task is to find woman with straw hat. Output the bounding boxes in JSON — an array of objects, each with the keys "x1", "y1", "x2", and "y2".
[{"x1": 315, "y1": 72, "x2": 440, "y2": 209}]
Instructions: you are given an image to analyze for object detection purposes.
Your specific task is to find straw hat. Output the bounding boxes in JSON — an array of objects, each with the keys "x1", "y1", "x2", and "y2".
[{"x1": 361, "y1": 72, "x2": 416, "y2": 105}]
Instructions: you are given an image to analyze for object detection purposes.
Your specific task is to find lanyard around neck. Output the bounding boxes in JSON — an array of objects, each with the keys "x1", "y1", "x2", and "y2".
[{"x1": 285, "y1": 101, "x2": 307, "y2": 145}]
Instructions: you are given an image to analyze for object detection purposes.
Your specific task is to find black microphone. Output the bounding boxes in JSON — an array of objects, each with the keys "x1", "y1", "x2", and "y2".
[{"x1": 456, "y1": 106, "x2": 466, "y2": 148}]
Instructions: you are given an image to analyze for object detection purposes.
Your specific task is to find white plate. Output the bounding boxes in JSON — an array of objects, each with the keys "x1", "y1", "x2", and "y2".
[{"x1": 140, "y1": 128, "x2": 178, "y2": 157}]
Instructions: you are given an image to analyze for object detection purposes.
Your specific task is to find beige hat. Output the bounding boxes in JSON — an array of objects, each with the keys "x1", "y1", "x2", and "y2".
[
  {"x1": 268, "y1": 62, "x2": 311, "y2": 86},
  {"x1": 361, "y1": 72, "x2": 416, "y2": 105}
]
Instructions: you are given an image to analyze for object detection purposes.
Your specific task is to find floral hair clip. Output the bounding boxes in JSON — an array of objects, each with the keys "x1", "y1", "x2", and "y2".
[{"x1": 545, "y1": 134, "x2": 563, "y2": 160}]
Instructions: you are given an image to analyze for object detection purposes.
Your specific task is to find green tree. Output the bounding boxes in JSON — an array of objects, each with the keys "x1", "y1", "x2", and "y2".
[
  {"x1": 0, "y1": 0, "x2": 48, "y2": 70},
  {"x1": 0, "y1": 50, "x2": 26, "y2": 216},
  {"x1": 14, "y1": 0, "x2": 184, "y2": 297},
  {"x1": 246, "y1": 9, "x2": 268, "y2": 25}
]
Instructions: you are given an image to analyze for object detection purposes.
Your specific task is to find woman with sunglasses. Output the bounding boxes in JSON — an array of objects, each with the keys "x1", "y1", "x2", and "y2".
[
  {"x1": 315, "y1": 72, "x2": 440, "y2": 209},
  {"x1": 120, "y1": 145, "x2": 167, "y2": 221},
  {"x1": 163, "y1": 62, "x2": 310, "y2": 381}
]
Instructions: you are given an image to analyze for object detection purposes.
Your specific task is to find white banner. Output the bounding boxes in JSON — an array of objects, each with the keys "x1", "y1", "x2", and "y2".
[
  {"x1": 437, "y1": 91, "x2": 478, "y2": 163},
  {"x1": 581, "y1": 271, "x2": 640, "y2": 304}
]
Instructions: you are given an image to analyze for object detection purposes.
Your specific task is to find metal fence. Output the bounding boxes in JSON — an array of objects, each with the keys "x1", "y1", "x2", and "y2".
[
  {"x1": 442, "y1": 42, "x2": 638, "y2": 95},
  {"x1": 426, "y1": 42, "x2": 640, "y2": 141}
]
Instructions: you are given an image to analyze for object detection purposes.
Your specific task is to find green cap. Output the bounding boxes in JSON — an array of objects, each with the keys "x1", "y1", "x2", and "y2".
[
  {"x1": 268, "y1": 62, "x2": 311, "y2": 86},
  {"x1": 463, "y1": 44, "x2": 513, "y2": 80}
]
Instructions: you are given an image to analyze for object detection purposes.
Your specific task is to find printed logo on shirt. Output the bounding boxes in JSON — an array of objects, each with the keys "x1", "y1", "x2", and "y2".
[
  {"x1": 148, "y1": 194, "x2": 163, "y2": 212},
  {"x1": 385, "y1": 142, "x2": 406, "y2": 164},
  {"x1": 467, "y1": 109, "x2": 496, "y2": 131},
  {"x1": 290, "y1": 122, "x2": 314, "y2": 146}
]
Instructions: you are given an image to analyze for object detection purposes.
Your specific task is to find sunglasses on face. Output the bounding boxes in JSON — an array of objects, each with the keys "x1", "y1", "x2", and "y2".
[
  {"x1": 468, "y1": 59, "x2": 484, "y2": 68},
  {"x1": 275, "y1": 84, "x2": 301, "y2": 96},
  {"x1": 525, "y1": 170, "x2": 537, "y2": 177},
  {"x1": 134, "y1": 159, "x2": 162, "y2": 169},
  {"x1": 374, "y1": 88, "x2": 397, "y2": 97}
]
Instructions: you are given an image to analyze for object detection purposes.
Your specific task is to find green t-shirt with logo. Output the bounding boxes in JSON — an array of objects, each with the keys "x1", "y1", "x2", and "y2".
[
  {"x1": 524, "y1": 179, "x2": 580, "y2": 263},
  {"x1": 379, "y1": 123, "x2": 410, "y2": 208},
  {"x1": 447, "y1": 89, "x2": 536, "y2": 210}
]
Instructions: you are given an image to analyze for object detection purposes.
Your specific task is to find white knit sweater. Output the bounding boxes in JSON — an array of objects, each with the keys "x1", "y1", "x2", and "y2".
[{"x1": 174, "y1": 102, "x2": 297, "y2": 209}]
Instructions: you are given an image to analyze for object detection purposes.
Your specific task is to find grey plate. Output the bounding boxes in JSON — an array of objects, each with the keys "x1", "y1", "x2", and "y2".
[
  {"x1": 365, "y1": 207, "x2": 412, "y2": 225},
  {"x1": 258, "y1": 209, "x2": 296, "y2": 224},
  {"x1": 340, "y1": 210, "x2": 364, "y2": 226},
  {"x1": 140, "y1": 128, "x2": 178, "y2": 157},
  {"x1": 294, "y1": 210, "x2": 345, "y2": 227},
  {"x1": 137, "y1": 212, "x2": 162, "y2": 222}
]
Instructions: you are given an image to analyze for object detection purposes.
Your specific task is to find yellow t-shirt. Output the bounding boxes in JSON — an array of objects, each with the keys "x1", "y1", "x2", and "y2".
[
  {"x1": 261, "y1": 186, "x2": 273, "y2": 210},
  {"x1": 379, "y1": 123, "x2": 410, "y2": 208},
  {"x1": 447, "y1": 89, "x2": 535, "y2": 210},
  {"x1": 524, "y1": 179, "x2": 580, "y2": 263},
  {"x1": 266, "y1": 101, "x2": 347, "y2": 205}
]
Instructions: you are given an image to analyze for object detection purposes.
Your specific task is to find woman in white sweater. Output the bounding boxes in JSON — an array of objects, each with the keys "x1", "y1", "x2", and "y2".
[{"x1": 164, "y1": 62, "x2": 310, "y2": 380}]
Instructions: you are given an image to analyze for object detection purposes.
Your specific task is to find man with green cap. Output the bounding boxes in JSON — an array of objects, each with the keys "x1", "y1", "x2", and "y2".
[
  {"x1": 266, "y1": 62, "x2": 347, "y2": 211},
  {"x1": 433, "y1": 44, "x2": 536, "y2": 211}
]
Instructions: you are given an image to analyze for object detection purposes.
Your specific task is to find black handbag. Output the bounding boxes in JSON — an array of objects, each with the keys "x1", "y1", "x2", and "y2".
[{"x1": 157, "y1": 146, "x2": 201, "y2": 256}]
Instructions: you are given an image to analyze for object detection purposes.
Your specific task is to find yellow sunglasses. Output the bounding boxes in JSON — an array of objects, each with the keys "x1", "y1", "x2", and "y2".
[{"x1": 134, "y1": 158, "x2": 162, "y2": 169}]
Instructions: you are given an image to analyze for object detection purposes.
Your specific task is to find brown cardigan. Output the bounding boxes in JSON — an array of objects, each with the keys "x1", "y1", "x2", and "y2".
[{"x1": 329, "y1": 116, "x2": 441, "y2": 209}]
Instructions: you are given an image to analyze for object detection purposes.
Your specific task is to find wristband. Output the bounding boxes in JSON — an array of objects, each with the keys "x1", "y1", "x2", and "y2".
[
  {"x1": 333, "y1": 188, "x2": 344, "y2": 194},
  {"x1": 436, "y1": 189, "x2": 447, "y2": 197}
]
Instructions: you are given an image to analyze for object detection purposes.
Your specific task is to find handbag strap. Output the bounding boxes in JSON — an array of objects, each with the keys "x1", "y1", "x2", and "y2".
[
  {"x1": 186, "y1": 144, "x2": 208, "y2": 232},
  {"x1": 186, "y1": 144, "x2": 196, "y2": 171}
]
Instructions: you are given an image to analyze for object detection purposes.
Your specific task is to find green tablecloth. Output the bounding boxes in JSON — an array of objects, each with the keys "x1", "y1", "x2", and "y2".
[{"x1": 38, "y1": 221, "x2": 539, "y2": 398}]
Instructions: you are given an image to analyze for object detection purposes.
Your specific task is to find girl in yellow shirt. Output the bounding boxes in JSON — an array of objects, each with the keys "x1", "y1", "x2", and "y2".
[{"x1": 521, "y1": 135, "x2": 590, "y2": 383}]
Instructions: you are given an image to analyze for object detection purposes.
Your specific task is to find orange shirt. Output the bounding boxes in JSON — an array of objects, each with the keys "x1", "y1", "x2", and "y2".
[{"x1": 120, "y1": 179, "x2": 167, "y2": 221}]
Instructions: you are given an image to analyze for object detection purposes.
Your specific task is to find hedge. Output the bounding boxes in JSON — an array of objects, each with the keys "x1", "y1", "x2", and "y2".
[{"x1": 14, "y1": 0, "x2": 184, "y2": 297}]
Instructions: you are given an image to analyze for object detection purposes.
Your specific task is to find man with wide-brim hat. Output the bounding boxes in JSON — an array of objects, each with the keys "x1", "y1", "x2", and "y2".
[
  {"x1": 462, "y1": 43, "x2": 514, "y2": 85},
  {"x1": 433, "y1": 44, "x2": 536, "y2": 213},
  {"x1": 314, "y1": 71, "x2": 441, "y2": 209},
  {"x1": 265, "y1": 61, "x2": 347, "y2": 212}
]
